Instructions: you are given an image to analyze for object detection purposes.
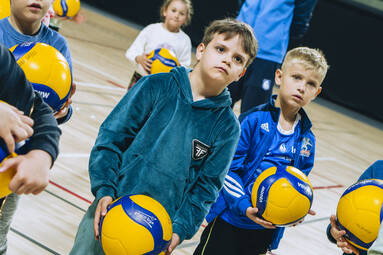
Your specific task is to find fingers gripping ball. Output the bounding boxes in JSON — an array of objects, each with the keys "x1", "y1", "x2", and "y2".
[
  {"x1": 0, "y1": 0, "x2": 10, "y2": 20},
  {"x1": 10, "y1": 42, "x2": 72, "y2": 112},
  {"x1": 100, "y1": 195, "x2": 172, "y2": 255},
  {"x1": 251, "y1": 166, "x2": 313, "y2": 226},
  {"x1": 147, "y1": 48, "x2": 179, "y2": 74},
  {"x1": 0, "y1": 139, "x2": 18, "y2": 198},
  {"x1": 336, "y1": 179, "x2": 383, "y2": 251},
  {"x1": 53, "y1": 0, "x2": 80, "y2": 18}
]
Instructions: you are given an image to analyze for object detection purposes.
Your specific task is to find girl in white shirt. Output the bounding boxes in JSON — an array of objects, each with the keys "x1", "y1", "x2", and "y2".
[{"x1": 125, "y1": 0, "x2": 193, "y2": 88}]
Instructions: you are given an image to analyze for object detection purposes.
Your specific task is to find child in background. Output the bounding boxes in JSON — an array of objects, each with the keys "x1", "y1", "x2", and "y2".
[
  {"x1": 0, "y1": 43, "x2": 61, "y2": 255},
  {"x1": 194, "y1": 47, "x2": 329, "y2": 255},
  {"x1": 125, "y1": 0, "x2": 193, "y2": 88},
  {"x1": 327, "y1": 160, "x2": 383, "y2": 255},
  {"x1": 69, "y1": 18, "x2": 257, "y2": 255},
  {"x1": 0, "y1": 0, "x2": 75, "y2": 123}
]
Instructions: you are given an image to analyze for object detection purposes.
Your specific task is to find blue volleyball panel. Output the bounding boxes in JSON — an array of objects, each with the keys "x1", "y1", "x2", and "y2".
[
  {"x1": 256, "y1": 175, "x2": 279, "y2": 217},
  {"x1": 282, "y1": 172, "x2": 313, "y2": 203},
  {"x1": 0, "y1": 139, "x2": 9, "y2": 162},
  {"x1": 60, "y1": 0, "x2": 68, "y2": 16},
  {"x1": 32, "y1": 83, "x2": 64, "y2": 111},
  {"x1": 11, "y1": 42, "x2": 37, "y2": 61},
  {"x1": 152, "y1": 49, "x2": 178, "y2": 67}
]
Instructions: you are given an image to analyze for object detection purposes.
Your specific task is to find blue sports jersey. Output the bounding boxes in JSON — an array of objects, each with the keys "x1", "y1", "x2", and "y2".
[{"x1": 206, "y1": 95, "x2": 316, "y2": 250}]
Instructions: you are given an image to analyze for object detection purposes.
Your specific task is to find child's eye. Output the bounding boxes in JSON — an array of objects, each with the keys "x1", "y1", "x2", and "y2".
[
  {"x1": 292, "y1": 74, "x2": 301, "y2": 80},
  {"x1": 234, "y1": 56, "x2": 243, "y2": 64},
  {"x1": 307, "y1": 82, "x2": 316, "y2": 87},
  {"x1": 216, "y1": 47, "x2": 224, "y2": 53}
]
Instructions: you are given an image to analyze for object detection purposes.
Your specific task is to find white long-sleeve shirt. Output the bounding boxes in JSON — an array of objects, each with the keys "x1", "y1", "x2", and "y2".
[{"x1": 125, "y1": 23, "x2": 192, "y2": 75}]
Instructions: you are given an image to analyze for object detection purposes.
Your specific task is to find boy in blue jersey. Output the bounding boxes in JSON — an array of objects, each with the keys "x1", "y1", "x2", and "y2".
[
  {"x1": 0, "y1": 0, "x2": 74, "y2": 124},
  {"x1": 69, "y1": 18, "x2": 258, "y2": 255},
  {"x1": 0, "y1": 43, "x2": 61, "y2": 255},
  {"x1": 194, "y1": 47, "x2": 329, "y2": 255},
  {"x1": 327, "y1": 160, "x2": 383, "y2": 255}
]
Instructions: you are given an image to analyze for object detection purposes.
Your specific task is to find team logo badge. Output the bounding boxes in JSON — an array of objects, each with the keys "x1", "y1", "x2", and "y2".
[
  {"x1": 192, "y1": 139, "x2": 210, "y2": 160},
  {"x1": 300, "y1": 137, "x2": 313, "y2": 157}
]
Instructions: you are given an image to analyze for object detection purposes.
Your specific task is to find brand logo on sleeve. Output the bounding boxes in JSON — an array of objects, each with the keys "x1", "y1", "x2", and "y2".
[
  {"x1": 192, "y1": 139, "x2": 210, "y2": 160},
  {"x1": 261, "y1": 123, "x2": 269, "y2": 132}
]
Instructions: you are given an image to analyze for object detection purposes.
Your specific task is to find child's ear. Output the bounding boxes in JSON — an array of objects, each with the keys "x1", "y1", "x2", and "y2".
[
  {"x1": 195, "y1": 43, "x2": 205, "y2": 61},
  {"x1": 275, "y1": 69, "x2": 282, "y2": 86},
  {"x1": 314, "y1": 86, "x2": 322, "y2": 97}
]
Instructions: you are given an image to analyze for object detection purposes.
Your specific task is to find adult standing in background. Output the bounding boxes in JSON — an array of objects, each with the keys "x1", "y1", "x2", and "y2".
[{"x1": 229, "y1": 0, "x2": 318, "y2": 113}]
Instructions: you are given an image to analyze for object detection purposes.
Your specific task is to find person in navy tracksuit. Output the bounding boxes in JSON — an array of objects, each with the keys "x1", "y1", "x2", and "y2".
[
  {"x1": 229, "y1": 0, "x2": 318, "y2": 113},
  {"x1": 194, "y1": 47, "x2": 329, "y2": 255},
  {"x1": 327, "y1": 160, "x2": 383, "y2": 255}
]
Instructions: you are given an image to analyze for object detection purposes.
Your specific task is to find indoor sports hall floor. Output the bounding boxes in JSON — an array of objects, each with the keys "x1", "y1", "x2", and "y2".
[{"x1": 7, "y1": 5, "x2": 383, "y2": 255}]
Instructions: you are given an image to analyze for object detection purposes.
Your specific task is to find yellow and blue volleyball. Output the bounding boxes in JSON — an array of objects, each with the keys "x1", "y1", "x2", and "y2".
[
  {"x1": 53, "y1": 0, "x2": 80, "y2": 18},
  {"x1": 336, "y1": 179, "x2": 383, "y2": 251},
  {"x1": 100, "y1": 194, "x2": 172, "y2": 255},
  {"x1": 0, "y1": 139, "x2": 18, "y2": 198},
  {"x1": 251, "y1": 166, "x2": 313, "y2": 226},
  {"x1": 10, "y1": 42, "x2": 72, "y2": 112},
  {"x1": 147, "y1": 48, "x2": 179, "y2": 74},
  {"x1": 0, "y1": 0, "x2": 10, "y2": 20}
]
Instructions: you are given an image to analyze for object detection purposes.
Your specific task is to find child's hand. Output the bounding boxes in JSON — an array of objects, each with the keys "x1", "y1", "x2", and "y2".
[
  {"x1": 0, "y1": 150, "x2": 51, "y2": 195},
  {"x1": 246, "y1": 207, "x2": 276, "y2": 229},
  {"x1": 329, "y1": 215, "x2": 359, "y2": 255},
  {"x1": 165, "y1": 233, "x2": 180, "y2": 255},
  {"x1": 94, "y1": 196, "x2": 113, "y2": 240},
  {"x1": 54, "y1": 81, "x2": 77, "y2": 120},
  {"x1": 0, "y1": 102, "x2": 33, "y2": 152},
  {"x1": 135, "y1": 54, "x2": 152, "y2": 74}
]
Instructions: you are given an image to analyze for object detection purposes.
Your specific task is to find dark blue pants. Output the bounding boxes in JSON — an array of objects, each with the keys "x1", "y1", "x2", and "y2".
[{"x1": 228, "y1": 57, "x2": 280, "y2": 113}]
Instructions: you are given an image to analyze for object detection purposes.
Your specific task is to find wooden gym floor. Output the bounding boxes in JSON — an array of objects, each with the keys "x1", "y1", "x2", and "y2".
[{"x1": 6, "y1": 5, "x2": 383, "y2": 255}]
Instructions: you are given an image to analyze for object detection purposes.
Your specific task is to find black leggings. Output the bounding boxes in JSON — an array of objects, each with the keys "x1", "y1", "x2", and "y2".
[{"x1": 193, "y1": 217, "x2": 275, "y2": 255}]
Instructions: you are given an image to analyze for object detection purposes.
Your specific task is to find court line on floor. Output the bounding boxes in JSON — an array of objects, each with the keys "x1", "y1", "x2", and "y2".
[
  {"x1": 72, "y1": 58, "x2": 127, "y2": 87},
  {"x1": 75, "y1": 81, "x2": 126, "y2": 92},
  {"x1": 10, "y1": 227, "x2": 61, "y2": 255},
  {"x1": 44, "y1": 189, "x2": 87, "y2": 212},
  {"x1": 49, "y1": 180, "x2": 92, "y2": 204},
  {"x1": 72, "y1": 100, "x2": 116, "y2": 108}
]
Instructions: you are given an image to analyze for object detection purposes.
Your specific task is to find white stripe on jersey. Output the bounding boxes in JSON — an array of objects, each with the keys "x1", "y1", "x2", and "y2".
[
  {"x1": 223, "y1": 185, "x2": 242, "y2": 198},
  {"x1": 225, "y1": 176, "x2": 245, "y2": 195},
  {"x1": 224, "y1": 180, "x2": 245, "y2": 196}
]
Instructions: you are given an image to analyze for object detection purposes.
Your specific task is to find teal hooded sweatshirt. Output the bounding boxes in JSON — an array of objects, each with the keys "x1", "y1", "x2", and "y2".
[{"x1": 89, "y1": 66, "x2": 240, "y2": 242}]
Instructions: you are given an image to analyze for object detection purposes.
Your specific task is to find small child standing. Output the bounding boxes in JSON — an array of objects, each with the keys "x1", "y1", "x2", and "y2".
[
  {"x1": 0, "y1": 0, "x2": 74, "y2": 123},
  {"x1": 69, "y1": 18, "x2": 258, "y2": 255},
  {"x1": 194, "y1": 47, "x2": 329, "y2": 255},
  {"x1": 125, "y1": 0, "x2": 193, "y2": 88}
]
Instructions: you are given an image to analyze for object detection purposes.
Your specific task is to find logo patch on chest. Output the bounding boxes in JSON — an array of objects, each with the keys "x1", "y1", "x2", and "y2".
[{"x1": 192, "y1": 139, "x2": 210, "y2": 160}]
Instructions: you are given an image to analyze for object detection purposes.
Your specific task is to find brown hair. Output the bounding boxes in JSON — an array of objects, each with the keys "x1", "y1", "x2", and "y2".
[
  {"x1": 160, "y1": 0, "x2": 193, "y2": 26},
  {"x1": 201, "y1": 18, "x2": 258, "y2": 67}
]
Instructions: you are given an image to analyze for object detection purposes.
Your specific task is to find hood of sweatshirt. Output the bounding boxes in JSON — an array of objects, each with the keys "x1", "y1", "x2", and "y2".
[{"x1": 170, "y1": 66, "x2": 233, "y2": 110}]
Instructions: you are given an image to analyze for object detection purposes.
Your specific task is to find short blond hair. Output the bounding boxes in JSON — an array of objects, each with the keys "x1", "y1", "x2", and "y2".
[
  {"x1": 201, "y1": 18, "x2": 258, "y2": 67},
  {"x1": 160, "y1": 0, "x2": 193, "y2": 26},
  {"x1": 282, "y1": 47, "x2": 329, "y2": 82}
]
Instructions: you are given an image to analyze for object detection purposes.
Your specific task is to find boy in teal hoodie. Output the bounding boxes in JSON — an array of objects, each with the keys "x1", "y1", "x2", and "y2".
[{"x1": 70, "y1": 18, "x2": 258, "y2": 255}]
